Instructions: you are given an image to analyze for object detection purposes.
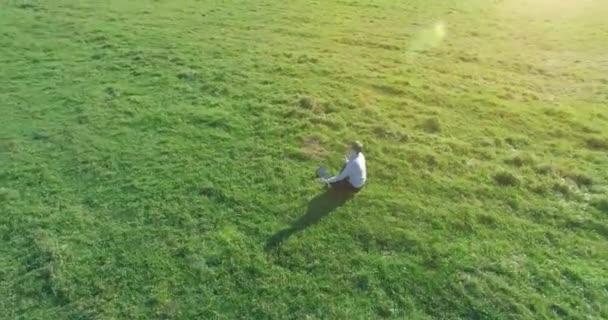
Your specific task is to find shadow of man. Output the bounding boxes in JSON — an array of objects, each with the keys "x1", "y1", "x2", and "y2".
[{"x1": 265, "y1": 187, "x2": 355, "y2": 251}]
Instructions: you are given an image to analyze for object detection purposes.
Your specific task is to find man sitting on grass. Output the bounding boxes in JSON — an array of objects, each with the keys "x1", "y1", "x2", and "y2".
[{"x1": 319, "y1": 141, "x2": 367, "y2": 192}]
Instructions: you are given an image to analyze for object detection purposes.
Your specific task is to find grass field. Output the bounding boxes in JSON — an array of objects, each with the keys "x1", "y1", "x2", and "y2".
[{"x1": 1, "y1": 0, "x2": 608, "y2": 319}]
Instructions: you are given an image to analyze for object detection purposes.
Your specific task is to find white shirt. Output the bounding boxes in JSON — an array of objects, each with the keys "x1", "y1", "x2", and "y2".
[{"x1": 326, "y1": 152, "x2": 367, "y2": 188}]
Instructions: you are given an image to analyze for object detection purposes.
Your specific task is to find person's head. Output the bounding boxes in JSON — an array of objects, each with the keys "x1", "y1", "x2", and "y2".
[{"x1": 349, "y1": 141, "x2": 363, "y2": 154}]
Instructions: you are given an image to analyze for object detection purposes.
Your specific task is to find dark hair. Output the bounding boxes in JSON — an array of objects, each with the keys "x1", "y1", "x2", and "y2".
[{"x1": 351, "y1": 141, "x2": 363, "y2": 153}]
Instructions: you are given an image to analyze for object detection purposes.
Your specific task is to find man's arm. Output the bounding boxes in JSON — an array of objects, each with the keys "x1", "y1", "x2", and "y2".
[{"x1": 325, "y1": 162, "x2": 351, "y2": 183}]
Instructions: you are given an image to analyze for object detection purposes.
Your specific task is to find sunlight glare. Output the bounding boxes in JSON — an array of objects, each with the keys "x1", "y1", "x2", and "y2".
[{"x1": 407, "y1": 21, "x2": 447, "y2": 53}]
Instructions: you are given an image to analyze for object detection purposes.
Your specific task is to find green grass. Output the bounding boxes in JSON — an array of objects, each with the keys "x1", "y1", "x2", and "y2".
[{"x1": 1, "y1": 0, "x2": 608, "y2": 318}]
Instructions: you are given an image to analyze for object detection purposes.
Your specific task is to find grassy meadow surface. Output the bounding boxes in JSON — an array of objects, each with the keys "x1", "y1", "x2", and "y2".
[{"x1": 1, "y1": 0, "x2": 608, "y2": 318}]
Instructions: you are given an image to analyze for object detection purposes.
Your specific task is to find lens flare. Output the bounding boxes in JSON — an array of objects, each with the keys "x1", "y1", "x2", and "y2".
[
  {"x1": 407, "y1": 21, "x2": 447, "y2": 53},
  {"x1": 434, "y1": 21, "x2": 446, "y2": 39}
]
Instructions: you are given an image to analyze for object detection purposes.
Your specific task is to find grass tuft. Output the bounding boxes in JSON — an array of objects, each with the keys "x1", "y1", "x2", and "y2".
[
  {"x1": 553, "y1": 182, "x2": 575, "y2": 198},
  {"x1": 505, "y1": 153, "x2": 536, "y2": 167},
  {"x1": 420, "y1": 117, "x2": 442, "y2": 133},
  {"x1": 529, "y1": 182, "x2": 549, "y2": 195},
  {"x1": 297, "y1": 95, "x2": 316, "y2": 110},
  {"x1": 493, "y1": 171, "x2": 521, "y2": 187},
  {"x1": 0, "y1": 188, "x2": 19, "y2": 201},
  {"x1": 535, "y1": 164, "x2": 558, "y2": 175},
  {"x1": 560, "y1": 170, "x2": 593, "y2": 187},
  {"x1": 586, "y1": 137, "x2": 608, "y2": 150},
  {"x1": 591, "y1": 197, "x2": 608, "y2": 214}
]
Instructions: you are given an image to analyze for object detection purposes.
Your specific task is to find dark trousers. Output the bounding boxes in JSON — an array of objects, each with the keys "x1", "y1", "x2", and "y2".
[{"x1": 330, "y1": 179, "x2": 361, "y2": 193}]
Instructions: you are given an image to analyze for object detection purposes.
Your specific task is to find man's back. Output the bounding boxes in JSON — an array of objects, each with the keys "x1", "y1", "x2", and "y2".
[{"x1": 347, "y1": 152, "x2": 366, "y2": 188}]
